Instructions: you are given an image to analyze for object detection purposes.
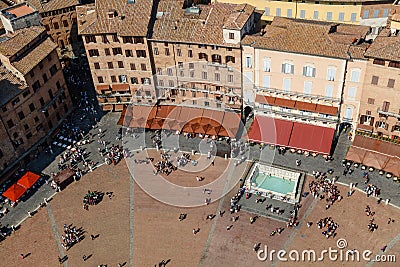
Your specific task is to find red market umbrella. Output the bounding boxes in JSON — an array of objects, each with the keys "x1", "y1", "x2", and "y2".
[
  {"x1": 383, "y1": 157, "x2": 400, "y2": 177},
  {"x1": 2, "y1": 184, "x2": 27, "y2": 202},
  {"x1": 17, "y1": 171, "x2": 41, "y2": 189}
]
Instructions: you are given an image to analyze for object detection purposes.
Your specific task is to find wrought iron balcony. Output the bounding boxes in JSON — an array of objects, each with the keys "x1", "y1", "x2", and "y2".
[
  {"x1": 156, "y1": 86, "x2": 241, "y2": 98},
  {"x1": 255, "y1": 86, "x2": 341, "y2": 103},
  {"x1": 341, "y1": 117, "x2": 353, "y2": 123},
  {"x1": 97, "y1": 92, "x2": 132, "y2": 98},
  {"x1": 207, "y1": 61, "x2": 227, "y2": 68},
  {"x1": 377, "y1": 107, "x2": 400, "y2": 119},
  {"x1": 99, "y1": 101, "x2": 133, "y2": 105}
]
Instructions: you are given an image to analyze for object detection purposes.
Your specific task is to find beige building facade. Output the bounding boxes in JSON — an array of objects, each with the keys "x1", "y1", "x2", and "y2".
[
  {"x1": 242, "y1": 18, "x2": 370, "y2": 132},
  {"x1": 149, "y1": 1, "x2": 255, "y2": 112},
  {"x1": 357, "y1": 29, "x2": 400, "y2": 141},
  {"x1": 78, "y1": 0, "x2": 255, "y2": 112},
  {"x1": 77, "y1": 0, "x2": 155, "y2": 111},
  {"x1": 214, "y1": 0, "x2": 391, "y2": 36}
]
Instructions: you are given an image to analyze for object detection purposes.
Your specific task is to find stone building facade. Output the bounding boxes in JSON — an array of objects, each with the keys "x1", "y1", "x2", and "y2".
[{"x1": 0, "y1": 26, "x2": 72, "y2": 178}]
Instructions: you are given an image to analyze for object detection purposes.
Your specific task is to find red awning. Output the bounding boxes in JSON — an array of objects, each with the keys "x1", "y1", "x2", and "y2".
[
  {"x1": 163, "y1": 106, "x2": 182, "y2": 131},
  {"x1": 156, "y1": 105, "x2": 176, "y2": 119},
  {"x1": 206, "y1": 125, "x2": 221, "y2": 136},
  {"x1": 255, "y1": 95, "x2": 275, "y2": 105},
  {"x1": 289, "y1": 122, "x2": 335, "y2": 155},
  {"x1": 17, "y1": 171, "x2": 41, "y2": 189},
  {"x1": 295, "y1": 101, "x2": 316, "y2": 112},
  {"x1": 352, "y1": 135, "x2": 400, "y2": 157},
  {"x1": 362, "y1": 151, "x2": 389, "y2": 170},
  {"x1": 248, "y1": 116, "x2": 293, "y2": 146},
  {"x1": 274, "y1": 97, "x2": 296, "y2": 108},
  {"x1": 112, "y1": 84, "x2": 130, "y2": 91},
  {"x1": 2, "y1": 184, "x2": 27, "y2": 202},
  {"x1": 383, "y1": 158, "x2": 400, "y2": 177},
  {"x1": 345, "y1": 146, "x2": 367, "y2": 163},
  {"x1": 220, "y1": 112, "x2": 241, "y2": 138},
  {"x1": 96, "y1": 84, "x2": 110, "y2": 91},
  {"x1": 316, "y1": 105, "x2": 338, "y2": 116},
  {"x1": 356, "y1": 123, "x2": 373, "y2": 132},
  {"x1": 201, "y1": 109, "x2": 224, "y2": 126},
  {"x1": 129, "y1": 105, "x2": 157, "y2": 128},
  {"x1": 150, "y1": 118, "x2": 165, "y2": 130},
  {"x1": 178, "y1": 107, "x2": 203, "y2": 123}
]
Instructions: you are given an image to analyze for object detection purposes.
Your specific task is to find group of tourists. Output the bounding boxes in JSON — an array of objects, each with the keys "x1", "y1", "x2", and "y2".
[
  {"x1": 230, "y1": 189, "x2": 244, "y2": 214},
  {"x1": 309, "y1": 173, "x2": 342, "y2": 208},
  {"x1": 364, "y1": 184, "x2": 380, "y2": 197},
  {"x1": 231, "y1": 140, "x2": 247, "y2": 158},
  {"x1": 103, "y1": 144, "x2": 123, "y2": 165},
  {"x1": 152, "y1": 152, "x2": 177, "y2": 176},
  {"x1": 83, "y1": 191, "x2": 104, "y2": 211},
  {"x1": 60, "y1": 224, "x2": 84, "y2": 250},
  {"x1": 365, "y1": 205, "x2": 375, "y2": 217},
  {"x1": 316, "y1": 217, "x2": 338, "y2": 239},
  {"x1": 176, "y1": 153, "x2": 194, "y2": 167}
]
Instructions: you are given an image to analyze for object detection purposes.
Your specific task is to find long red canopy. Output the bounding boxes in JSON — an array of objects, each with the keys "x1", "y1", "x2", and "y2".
[
  {"x1": 248, "y1": 116, "x2": 293, "y2": 147},
  {"x1": 289, "y1": 122, "x2": 334, "y2": 155},
  {"x1": 2, "y1": 184, "x2": 27, "y2": 202},
  {"x1": 17, "y1": 171, "x2": 41, "y2": 189}
]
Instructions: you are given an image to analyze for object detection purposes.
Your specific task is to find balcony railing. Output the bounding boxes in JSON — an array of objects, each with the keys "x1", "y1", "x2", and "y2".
[
  {"x1": 377, "y1": 107, "x2": 400, "y2": 119},
  {"x1": 255, "y1": 86, "x2": 341, "y2": 103},
  {"x1": 157, "y1": 86, "x2": 240, "y2": 96},
  {"x1": 157, "y1": 99, "x2": 241, "y2": 112},
  {"x1": 256, "y1": 106, "x2": 339, "y2": 124},
  {"x1": 98, "y1": 92, "x2": 132, "y2": 98},
  {"x1": 207, "y1": 61, "x2": 227, "y2": 68},
  {"x1": 341, "y1": 117, "x2": 353, "y2": 123}
]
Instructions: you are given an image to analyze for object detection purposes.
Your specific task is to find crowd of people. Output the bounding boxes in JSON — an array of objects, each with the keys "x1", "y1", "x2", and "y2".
[
  {"x1": 83, "y1": 191, "x2": 104, "y2": 211},
  {"x1": 103, "y1": 144, "x2": 123, "y2": 165},
  {"x1": 176, "y1": 153, "x2": 196, "y2": 167},
  {"x1": 309, "y1": 172, "x2": 342, "y2": 208},
  {"x1": 364, "y1": 184, "x2": 380, "y2": 197},
  {"x1": 316, "y1": 217, "x2": 338, "y2": 239},
  {"x1": 230, "y1": 189, "x2": 244, "y2": 214},
  {"x1": 60, "y1": 224, "x2": 84, "y2": 250},
  {"x1": 151, "y1": 152, "x2": 177, "y2": 176}
]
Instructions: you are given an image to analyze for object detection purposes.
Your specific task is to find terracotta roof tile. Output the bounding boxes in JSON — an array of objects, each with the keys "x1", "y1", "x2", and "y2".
[
  {"x1": 12, "y1": 38, "x2": 57, "y2": 75},
  {"x1": 151, "y1": 0, "x2": 254, "y2": 46},
  {"x1": 78, "y1": 0, "x2": 153, "y2": 37},
  {"x1": 364, "y1": 29, "x2": 400, "y2": 61},
  {"x1": 242, "y1": 17, "x2": 370, "y2": 60},
  {"x1": 24, "y1": 0, "x2": 79, "y2": 12},
  {"x1": 0, "y1": 26, "x2": 45, "y2": 58}
]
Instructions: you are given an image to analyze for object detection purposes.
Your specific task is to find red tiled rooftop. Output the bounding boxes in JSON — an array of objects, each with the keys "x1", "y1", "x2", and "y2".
[{"x1": 7, "y1": 5, "x2": 35, "y2": 17}]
